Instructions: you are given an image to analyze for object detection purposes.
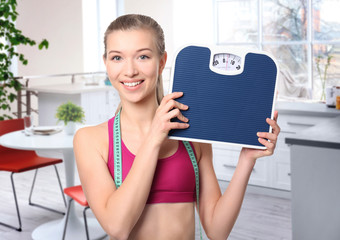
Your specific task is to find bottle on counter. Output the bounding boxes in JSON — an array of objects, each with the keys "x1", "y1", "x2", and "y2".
[{"x1": 336, "y1": 96, "x2": 340, "y2": 110}]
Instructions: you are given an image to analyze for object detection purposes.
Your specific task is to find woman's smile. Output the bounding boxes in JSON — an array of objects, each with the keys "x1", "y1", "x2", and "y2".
[{"x1": 121, "y1": 80, "x2": 145, "y2": 89}]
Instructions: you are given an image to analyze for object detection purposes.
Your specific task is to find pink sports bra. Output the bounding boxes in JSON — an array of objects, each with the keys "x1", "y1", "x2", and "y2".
[{"x1": 107, "y1": 116, "x2": 196, "y2": 204}]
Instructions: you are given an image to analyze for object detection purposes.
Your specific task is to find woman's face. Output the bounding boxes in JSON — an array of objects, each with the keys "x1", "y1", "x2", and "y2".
[{"x1": 104, "y1": 29, "x2": 166, "y2": 104}]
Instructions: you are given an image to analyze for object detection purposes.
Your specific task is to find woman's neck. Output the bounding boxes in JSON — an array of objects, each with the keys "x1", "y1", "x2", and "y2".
[{"x1": 120, "y1": 97, "x2": 159, "y2": 136}]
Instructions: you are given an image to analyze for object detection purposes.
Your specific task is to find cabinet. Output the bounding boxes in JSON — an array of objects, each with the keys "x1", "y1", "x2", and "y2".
[
  {"x1": 80, "y1": 89, "x2": 119, "y2": 125},
  {"x1": 212, "y1": 101, "x2": 340, "y2": 191}
]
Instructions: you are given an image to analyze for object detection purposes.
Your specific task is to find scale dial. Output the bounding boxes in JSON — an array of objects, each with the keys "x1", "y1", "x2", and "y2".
[{"x1": 212, "y1": 53, "x2": 242, "y2": 71}]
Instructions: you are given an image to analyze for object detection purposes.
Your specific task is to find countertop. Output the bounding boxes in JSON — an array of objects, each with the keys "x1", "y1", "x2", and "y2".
[
  {"x1": 285, "y1": 115, "x2": 340, "y2": 149},
  {"x1": 26, "y1": 82, "x2": 113, "y2": 94},
  {"x1": 275, "y1": 100, "x2": 340, "y2": 117}
]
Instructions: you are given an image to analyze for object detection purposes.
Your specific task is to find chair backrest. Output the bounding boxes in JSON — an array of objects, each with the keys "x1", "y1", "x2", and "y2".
[{"x1": 0, "y1": 119, "x2": 24, "y2": 136}]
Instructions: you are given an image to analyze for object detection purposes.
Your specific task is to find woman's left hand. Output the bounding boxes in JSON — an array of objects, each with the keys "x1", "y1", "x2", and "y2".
[{"x1": 240, "y1": 111, "x2": 280, "y2": 161}]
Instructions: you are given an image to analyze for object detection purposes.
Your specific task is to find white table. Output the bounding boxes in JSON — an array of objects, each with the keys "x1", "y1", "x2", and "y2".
[{"x1": 0, "y1": 129, "x2": 106, "y2": 240}]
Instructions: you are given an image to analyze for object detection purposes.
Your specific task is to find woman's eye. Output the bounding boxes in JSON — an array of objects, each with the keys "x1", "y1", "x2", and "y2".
[
  {"x1": 139, "y1": 55, "x2": 149, "y2": 60},
  {"x1": 112, "y1": 56, "x2": 121, "y2": 61}
]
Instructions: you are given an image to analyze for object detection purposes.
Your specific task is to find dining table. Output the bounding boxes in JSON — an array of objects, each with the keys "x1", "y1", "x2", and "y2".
[{"x1": 0, "y1": 127, "x2": 106, "y2": 240}]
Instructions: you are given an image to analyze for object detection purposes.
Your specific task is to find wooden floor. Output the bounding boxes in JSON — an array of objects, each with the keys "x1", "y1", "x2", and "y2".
[{"x1": 0, "y1": 163, "x2": 292, "y2": 240}]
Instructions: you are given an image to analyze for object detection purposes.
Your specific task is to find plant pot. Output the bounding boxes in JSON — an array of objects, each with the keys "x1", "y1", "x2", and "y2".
[{"x1": 64, "y1": 121, "x2": 76, "y2": 135}]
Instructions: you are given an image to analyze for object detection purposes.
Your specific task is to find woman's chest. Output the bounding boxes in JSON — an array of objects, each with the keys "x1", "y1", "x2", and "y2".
[{"x1": 124, "y1": 136, "x2": 179, "y2": 159}]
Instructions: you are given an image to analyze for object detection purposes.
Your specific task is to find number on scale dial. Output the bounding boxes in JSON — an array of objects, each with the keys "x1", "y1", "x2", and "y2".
[{"x1": 212, "y1": 53, "x2": 242, "y2": 71}]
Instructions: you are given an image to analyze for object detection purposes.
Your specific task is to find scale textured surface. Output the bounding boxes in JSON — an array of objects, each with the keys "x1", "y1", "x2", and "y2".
[{"x1": 169, "y1": 45, "x2": 277, "y2": 148}]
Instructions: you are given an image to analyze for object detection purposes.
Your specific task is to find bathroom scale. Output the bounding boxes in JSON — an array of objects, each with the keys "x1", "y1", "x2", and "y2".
[{"x1": 168, "y1": 45, "x2": 278, "y2": 149}]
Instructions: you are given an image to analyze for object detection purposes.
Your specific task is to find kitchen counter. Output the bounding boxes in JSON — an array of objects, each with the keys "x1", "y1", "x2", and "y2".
[
  {"x1": 26, "y1": 82, "x2": 113, "y2": 94},
  {"x1": 285, "y1": 115, "x2": 340, "y2": 240},
  {"x1": 285, "y1": 115, "x2": 340, "y2": 149},
  {"x1": 275, "y1": 100, "x2": 340, "y2": 117}
]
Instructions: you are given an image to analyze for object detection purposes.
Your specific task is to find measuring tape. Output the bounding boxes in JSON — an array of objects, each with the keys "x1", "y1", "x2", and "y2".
[
  {"x1": 182, "y1": 141, "x2": 203, "y2": 240},
  {"x1": 113, "y1": 109, "x2": 202, "y2": 239},
  {"x1": 113, "y1": 109, "x2": 122, "y2": 188}
]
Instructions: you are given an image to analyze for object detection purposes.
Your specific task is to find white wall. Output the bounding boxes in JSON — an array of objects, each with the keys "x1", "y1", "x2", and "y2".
[
  {"x1": 173, "y1": 0, "x2": 214, "y2": 51},
  {"x1": 124, "y1": 0, "x2": 175, "y2": 65},
  {"x1": 16, "y1": 0, "x2": 84, "y2": 86}
]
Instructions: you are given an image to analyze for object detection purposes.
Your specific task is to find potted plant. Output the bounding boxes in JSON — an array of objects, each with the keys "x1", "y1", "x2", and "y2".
[
  {"x1": 55, "y1": 101, "x2": 85, "y2": 135},
  {"x1": 0, "y1": 0, "x2": 49, "y2": 120}
]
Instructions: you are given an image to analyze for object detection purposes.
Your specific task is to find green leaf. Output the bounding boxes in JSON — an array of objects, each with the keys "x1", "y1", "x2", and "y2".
[
  {"x1": 11, "y1": 14, "x2": 17, "y2": 22},
  {"x1": 1, "y1": 103, "x2": 9, "y2": 110},
  {"x1": 0, "y1": 53, "x2": 6, "y2": 61},
  {"x1": 38, "y1": 39, "x2": 49, "y2": 50},
  {"x1": 8, "y1": 93, "x2": 16, "y2": 102}
]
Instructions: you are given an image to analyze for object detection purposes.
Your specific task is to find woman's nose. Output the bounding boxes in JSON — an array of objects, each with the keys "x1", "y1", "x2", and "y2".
[{"x1": 124, "y1": 59, "x2": 138, "y2": 77}]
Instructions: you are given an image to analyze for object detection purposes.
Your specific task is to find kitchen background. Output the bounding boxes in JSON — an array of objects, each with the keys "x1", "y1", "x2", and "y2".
[{"x1": 1, "y1": 0, "x2": 340, "y2": 239}]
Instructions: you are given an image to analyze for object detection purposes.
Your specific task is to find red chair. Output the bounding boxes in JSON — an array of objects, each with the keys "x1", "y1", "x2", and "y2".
[
  {"x1": 0, "y1": 118, "x2": 66, "y2": 231},
  {"x1": 62, "y1": 185, "x2": 90, "y2": 240}
]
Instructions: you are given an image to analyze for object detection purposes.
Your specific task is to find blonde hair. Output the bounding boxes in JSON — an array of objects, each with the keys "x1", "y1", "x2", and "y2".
[{"x1": 104, "y1": 14, "x2": 165, "y2": 113}]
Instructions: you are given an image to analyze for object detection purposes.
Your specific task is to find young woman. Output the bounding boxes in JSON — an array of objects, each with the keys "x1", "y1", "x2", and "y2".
[{"x1": 74, "y1": 14, "x2": 280, "y2": 240}]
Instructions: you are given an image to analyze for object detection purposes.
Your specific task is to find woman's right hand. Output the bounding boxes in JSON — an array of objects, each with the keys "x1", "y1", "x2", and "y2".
[{"x1": 148, "y1": 92, "x2": 189, "y2": 146}]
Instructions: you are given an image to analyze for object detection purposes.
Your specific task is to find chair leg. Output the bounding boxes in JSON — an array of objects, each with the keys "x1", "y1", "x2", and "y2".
[
  {"x1": 28, "y1": 169, "x2": 38, "y2": 205},
  {"x1": 83, "y1": 206, "x2": 90, "y2": 240},
  {"x1": 0, "y1": 173, "x2": 22, "y2": 231},
  {"x1": 28, "y1": 165, "x2": 66, "y2": 214},
  {"x1": 62, "y1": 199, "x2": 73, "y2": 240},
  {"x1": 53, "y1": 165, "x2": 67, "y2": 207}
]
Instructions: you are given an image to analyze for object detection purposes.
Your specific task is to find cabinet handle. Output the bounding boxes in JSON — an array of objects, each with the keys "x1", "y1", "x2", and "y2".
[
  {"x1": 280, "y1": 130, "x2": 296, "y2": 134},
  {"x1": 223, "y1": 164, "x2": 255, "y2": 172},
  {"x1": 288, "y1": 173, "x2": 291, "y2": 177},
  {"x1": 287, "y1": 122, "x2": 314, "y2": 127},
  {"x1": 223, "y1": 164, "x2": 236, "y2": 169}
]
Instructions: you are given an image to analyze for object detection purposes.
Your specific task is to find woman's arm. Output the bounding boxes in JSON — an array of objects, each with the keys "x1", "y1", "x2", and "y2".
[
  {"x1": 74, "y1": 126, "x2": 161, "y2": 240},
  {"x1": 74, "y1": 92, "x2": 189, "y2": 240},
  {"x1": 198, "y1": 111, "x2": 280, "y2": 239}
]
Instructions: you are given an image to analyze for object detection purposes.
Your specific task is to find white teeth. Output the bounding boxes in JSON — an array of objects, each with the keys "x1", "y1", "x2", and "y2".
[{"x1": 123, "y1": 81, "x2": 142, "y2": 87}]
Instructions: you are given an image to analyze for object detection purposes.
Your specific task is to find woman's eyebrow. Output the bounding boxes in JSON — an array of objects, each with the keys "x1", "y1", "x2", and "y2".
[
  {"x1": 137, "y1": 48, "x2": 153, "y2": 52},
  {"x1": 108, "y1": 50, "x2": 122, "y2": 55},
  {"x1": 107, "y1": 48, "x2": 153, "y2": 55}
]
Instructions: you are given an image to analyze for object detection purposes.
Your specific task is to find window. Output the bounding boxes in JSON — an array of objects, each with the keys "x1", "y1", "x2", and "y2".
[
  {"x1": 82, "y1": 0, "x2": 117, "y2": 72},
  {"x1": 215, "y1": 0, "x2": 340, "y2": 101}
]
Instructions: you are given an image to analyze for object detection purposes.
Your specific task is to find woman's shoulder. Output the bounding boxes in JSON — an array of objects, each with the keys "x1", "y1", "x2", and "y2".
[
  {"x1": 190, "y1": 141, "x2": 212, "y2": 163},
  {"x1": 76, "y1": 121, "x2": 108, "y2": 136},
  {"x1": 74, "y1": 121, "x2": 109, "y2": 148}
]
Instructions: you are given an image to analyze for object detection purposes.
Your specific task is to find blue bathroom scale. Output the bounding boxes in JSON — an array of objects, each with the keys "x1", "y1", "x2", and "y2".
[{"x1": 168, "y1": 45, "x2": 278, "y2": 149}]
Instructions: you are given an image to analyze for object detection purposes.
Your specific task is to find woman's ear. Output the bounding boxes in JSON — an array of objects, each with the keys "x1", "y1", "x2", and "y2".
[
  {"x1": 159, "y1": 51, "x2": 167, "y2": 74},
  {"x1": 103, "y1": 54, "x2": 107, "y2": 65}
]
